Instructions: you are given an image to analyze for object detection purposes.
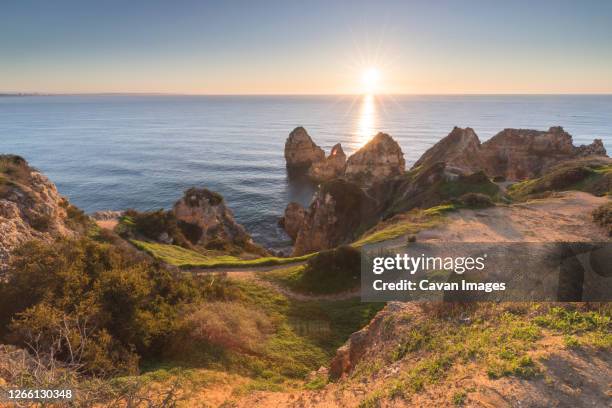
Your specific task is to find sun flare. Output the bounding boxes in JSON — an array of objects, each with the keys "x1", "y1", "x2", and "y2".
[{"x1": 361, "y1": 67, "x2": 381, "y2": 94}]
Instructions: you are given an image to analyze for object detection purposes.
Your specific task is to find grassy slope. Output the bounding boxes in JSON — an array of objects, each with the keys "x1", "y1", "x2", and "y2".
[
  {"x1": 508, "y1": 162, "x2": 612, "y2": 200},
  {"x1": 143, "y1": 279, "x2": 384, "y2": 393},
  {"x1": 352, "y1": 204, "x2": 454, "y2": 247},
  {"x1": 354, "y1": 303, "x2": 611, "y2": 407},
  {"x1": 132, "y1": 239, "x2": 314, "y2": 268}
]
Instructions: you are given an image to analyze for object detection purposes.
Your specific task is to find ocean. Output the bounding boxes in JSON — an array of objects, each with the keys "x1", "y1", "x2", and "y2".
[{"x1": 1, "y1": 94, "x2": 611, "y2": 250}]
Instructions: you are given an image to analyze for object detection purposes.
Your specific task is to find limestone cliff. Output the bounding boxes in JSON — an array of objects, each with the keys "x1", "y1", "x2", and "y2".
[
  {"x1": 481, "y1": 126, "x2": 607, "y2": 180},
  {"x1": 0, "y1": 155, "x2": 85, "y2": 271},
  {"x1": 292, "y1": 179, "x2": 377, "y2": 255},
  {"x1": 345, "y1": 132, "x2": 406, "y2": 185},
  {"x1": 413, "y1": 126, "x2": 607, "y2": 181}
]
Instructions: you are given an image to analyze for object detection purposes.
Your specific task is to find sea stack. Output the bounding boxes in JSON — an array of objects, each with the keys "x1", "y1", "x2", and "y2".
[
  {"x1": 284, "y1": 127, "x2": 325, "y2": 174},
  {"x1": 345, "y1": 132, "x2": 406, "y2": 185},
  {"x1": 308, "y1": 143, "x2": 347, "y2": 182}
]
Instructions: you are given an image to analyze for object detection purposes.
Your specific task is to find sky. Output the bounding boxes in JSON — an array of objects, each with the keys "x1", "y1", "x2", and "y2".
[{"x1": 1, "y1": 0, "x2": 611, "y2": 94}]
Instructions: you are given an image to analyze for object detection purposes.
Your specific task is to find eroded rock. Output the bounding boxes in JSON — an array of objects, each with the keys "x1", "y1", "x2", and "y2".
[
  {"x1": 0, "y1": 155, "x2": 83, "y2": 271},
  {"x1": 345, "y1": 133, "x2": 405, "y2": 185},
  {"x1": 279, "y1": 202, "x2": 306, "y2": 242},
  {"x1": 413, "y1": 127, "x2": 484, "y2": 176},
  {"x1": 172, "y1": 187, "x2": 255, "y2": 250},
  {"x1": 413, "y1": 126, "x2": 608, "y2": 181},
  {"x1": 308, "y1": 143, "x2": 347, "y2": 182},
  {"x1": 481, "y1": 126, "x2": 607, "y2": 180},
  {"x1": 292, "y1": 179, "x2": 377, "y2": 255},
  {"x1": 284, "y1": 127, "x2": 325, "y2": 174}
]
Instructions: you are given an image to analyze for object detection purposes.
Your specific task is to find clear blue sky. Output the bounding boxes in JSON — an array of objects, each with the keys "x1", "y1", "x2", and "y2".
[{"x1": 1, "y1": 0, "x2": 611, "y2": 94}]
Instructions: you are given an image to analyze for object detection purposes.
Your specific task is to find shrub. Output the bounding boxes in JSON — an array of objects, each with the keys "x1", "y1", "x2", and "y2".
[
  {"x1": 120, "y1": 209, "x2": 192, "y2": 248},
  {"x1": 178, "y1": 220, "x2": 203, "y2": 244},
  {"x1": 457, "y1": 192, "x2": 495, "y2": 208},
  {"x1": 29, "y1": 213, "x2": 52, "y2": 231},
  {"x1": 178, "y1": 302, "x2": 273, "y2": 354},
  {"x1": 0, "y1": 237, "x2": 235, "y2": 376},
  {"x1": 299, "y1": 246, "x2": 361, "y2": 294},
  {"x1": 592, "y1": 202, "x2": 612, "y2": 236}
]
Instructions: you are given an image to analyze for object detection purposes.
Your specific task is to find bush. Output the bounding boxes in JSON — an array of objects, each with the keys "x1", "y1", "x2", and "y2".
[
  {"x1": 457, "y1": 192, "x2": 495, "y2": 209},
  {"x1": 299, "y1": 246, "x2": 361, "y2": 294},
  {"x1": 592, "y1": 202, "x2": 612, "y2": 236},
  {"x1": 0, "y1": 237, "x2": 236, "y2": 376},
  {"x1": 177, "y1": 302, "x2": 273, "y2": 354},
  {"x1": 120, "y1": 209, "x2": 192, "y2": 248},
  {"x1": 29, "y1": 213, "x2": 52, "y2": 232}
]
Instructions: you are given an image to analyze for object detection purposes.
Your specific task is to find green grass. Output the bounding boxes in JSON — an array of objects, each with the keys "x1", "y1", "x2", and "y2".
[
  {"x1": 508, "y1": 161, "x2": 612, "y2": 200},
  {"x1": 153, "y1": 279, "x2": 384, "y2": 387},
  {"x1": 357, "y1": 303, "x2": 612, "y2": 405},
  {"x1": 352, "y1": 208, "x2": 448, "y2": 247},
  {"x1": 438, "y1": 177, "x2": 500, "y2": 200},
  {"x1": 131, "y1": 239, "x2": 314, "y2": 268}
]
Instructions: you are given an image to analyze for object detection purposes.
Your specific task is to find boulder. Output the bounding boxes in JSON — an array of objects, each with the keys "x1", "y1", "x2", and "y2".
[
  {"x1": 345, "y1": 133, "x2": 405, "y2": 185},
  {"x1": 481, "y1": 126, "x2": 607, "y2": 180},
  {"x1": 308, "y1": 143, "x2": 347, "y2": 182},
  {"x1": 172, "y1": 187, "x2": 255, "y2": 250},
  {"x1": 292, "y1": 179, "x2": 377, "y2": 255},
  {"x1": 279, "y1": 202, "x2": 306, "y2": 241},
  {"x1": 0, "y1": 155, "x2": 83, "y2": 271},
  {"x1": 284, "y1": 127, "x2": 325, "y2": 174}
]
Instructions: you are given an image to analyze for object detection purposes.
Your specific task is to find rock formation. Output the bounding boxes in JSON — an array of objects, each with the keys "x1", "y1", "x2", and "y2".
[
  {"x1": 413, "y1": 127, "x2": 484, "y2": 177},
  {"x1": 413, "y1": 126, "x2": 608, "y2": 181},
  {"x1": 172, "y1": 187, "x2": 256, "y2": 250},
  {"x1": 481, "y1": 126, "x2": 607, "y2": 180},
  {"x1": 278, "y1": 202, "x2": 305, "y2": 241},
  {"x1": 0, "y1": 155, "x2": 83, "y2": 271},
  {"x1": 345, "y1": 132, "x2": 406, "y2": 185},
  {"x1": 284, "y1": 127, "x2": 325, "y2": 174},
  {"x1": 308, "y1": 143, "x2": 347, "y2": 182},
  {"x1": 330, "y1": 302, "x2": 410, "y2": 379},
  {"x1": 292, "y1": 179, "x2": 377, "y2": 255}
]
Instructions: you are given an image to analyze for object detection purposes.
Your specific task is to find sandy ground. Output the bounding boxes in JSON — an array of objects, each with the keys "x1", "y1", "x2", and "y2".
[
  {"x1": 95, "y1": 219, "x2": 118, "y2": 230},
  {"x1": 417, "y1": 191, "x2": 610, "y2": 243}
]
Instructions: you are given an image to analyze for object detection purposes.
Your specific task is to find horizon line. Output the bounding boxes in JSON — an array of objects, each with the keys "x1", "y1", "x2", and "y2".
[{"x1": 2, "y1": 92, "x2": 612, "y2": 97}]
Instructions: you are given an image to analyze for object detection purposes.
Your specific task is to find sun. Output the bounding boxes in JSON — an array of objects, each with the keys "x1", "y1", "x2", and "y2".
[{"x1": 361, "y1": 67, "x2": 381, "y2": 94}]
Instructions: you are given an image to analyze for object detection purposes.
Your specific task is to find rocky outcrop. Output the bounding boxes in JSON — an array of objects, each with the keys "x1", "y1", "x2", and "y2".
[
  {"x1": 284, "y1": 127, "x2": 325, "y2": 174},
  {"x1": 330, "y1": 302, "x2": 412, "y2": 379},
  {"x1": 412, "y1": 126, "x2": 608, "y2": 181},
  {"x1": 172, "y1": 187, "x2": 256, "y2": 250},
  {"x1": 345, "y1": 132, "x2": 405, "y2": 185},
  {"x1": 0, "y1": 155, "x2": 82, "y2": 271},
  {"x1": 278, "y1": 202, "x2": 306, "y2": 241},
  {"x1": 292, "y1": 179, "x2": 377, "y2": 255},
  {"x1": 308, "y1": 143, "x2": 346, "y2": 182},
  {"x1": 413, "y1": 127, "x2": 484, "y2": 177},
  {"x1": 481, "y1": 126, "x2": 607, "y2": 180}
]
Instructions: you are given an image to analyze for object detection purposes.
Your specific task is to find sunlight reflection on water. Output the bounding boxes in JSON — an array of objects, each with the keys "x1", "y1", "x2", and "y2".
[{"x1": 355, "y1": 94, "x2": 377, "y2": 146}]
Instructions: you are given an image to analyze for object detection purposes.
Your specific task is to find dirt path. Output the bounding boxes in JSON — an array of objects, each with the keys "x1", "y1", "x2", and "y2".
[
  {"x1": 192, "y1": 263, "x2": 359, "y2": 301},
  {"x1": 417, "y1": 191, "x2": 610, "y2": 243}
]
